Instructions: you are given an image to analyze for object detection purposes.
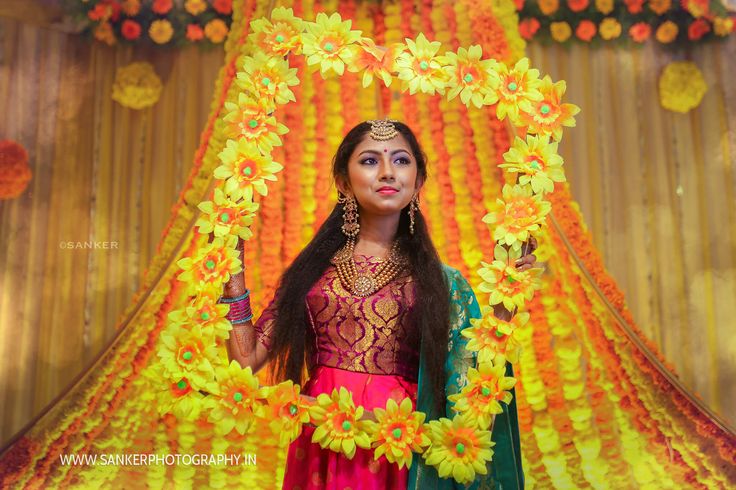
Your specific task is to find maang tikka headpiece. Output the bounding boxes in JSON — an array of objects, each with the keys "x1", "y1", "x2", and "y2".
[{"x1": 367, "y1": 117, "x2": 399, "y2": 141}]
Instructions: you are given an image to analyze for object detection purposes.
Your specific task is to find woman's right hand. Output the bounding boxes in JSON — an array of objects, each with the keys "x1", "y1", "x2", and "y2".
[{"x1": 208, "y1": 233, "x2": 247, "y2": 297}]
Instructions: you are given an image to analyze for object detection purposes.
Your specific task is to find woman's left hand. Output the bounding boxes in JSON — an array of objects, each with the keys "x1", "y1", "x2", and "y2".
[{"x1": 515, "y1": 236, "x2": 540, "y2": 272}]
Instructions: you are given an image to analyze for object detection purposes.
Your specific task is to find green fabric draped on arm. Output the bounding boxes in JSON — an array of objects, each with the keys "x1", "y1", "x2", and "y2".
[{"x1": 407, "y1": 264, "x2": 525, "y2": 490}]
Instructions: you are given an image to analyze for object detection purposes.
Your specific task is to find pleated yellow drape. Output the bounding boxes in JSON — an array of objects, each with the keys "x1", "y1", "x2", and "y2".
[
  {"x1": 527, "y1": 40, "x2": 736, "y2": 423},
  {"x1": 0, "y1": 18, "x2": 224, "y2": 444}
]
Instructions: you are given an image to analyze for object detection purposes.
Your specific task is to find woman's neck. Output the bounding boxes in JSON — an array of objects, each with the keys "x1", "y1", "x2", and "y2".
[{"x1": 353, "y1": 212, "x2": 400, "y2": 256}]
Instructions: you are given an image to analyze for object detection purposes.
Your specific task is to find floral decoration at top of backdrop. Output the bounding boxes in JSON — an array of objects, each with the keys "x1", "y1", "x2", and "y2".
[
  {"x1": 515, "y1": 0, "x2": 736, "y2": 44},
  {"x1": 63, "y1": 0, "x2": 235, "y2": 46}
]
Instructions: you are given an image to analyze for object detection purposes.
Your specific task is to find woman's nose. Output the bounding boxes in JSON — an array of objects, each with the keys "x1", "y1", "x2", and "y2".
[{"x1": 378, "y1": 157, "x2": 395, "y2": 180}]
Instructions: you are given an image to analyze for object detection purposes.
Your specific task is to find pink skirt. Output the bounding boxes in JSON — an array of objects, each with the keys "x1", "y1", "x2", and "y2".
[{"x1": 281, "y1": 365, "x2": 418, "y2": 490}]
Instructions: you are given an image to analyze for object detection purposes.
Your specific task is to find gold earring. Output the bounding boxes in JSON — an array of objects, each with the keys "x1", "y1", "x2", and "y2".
[
  {"x1": 338, "y1": 193, "x2": 360, "y2": 238},
  {"x1": 409, "y1": 193, "x2": 419, "y2": 235}
]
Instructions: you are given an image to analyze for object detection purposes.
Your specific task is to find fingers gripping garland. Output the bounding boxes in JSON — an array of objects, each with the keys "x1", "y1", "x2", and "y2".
[{"x1": 153, "y1": 7, "x2": 579, "y2": 484}]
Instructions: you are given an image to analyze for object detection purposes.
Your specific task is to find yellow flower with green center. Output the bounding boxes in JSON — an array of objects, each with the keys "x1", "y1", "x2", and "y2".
[
  {"x1": 222, "y1": 92, "x2": 289, "y2": 153},
  {"x1": 442, "y1": 44, "x2": 500, "y2": 108},
  {"x1": 448, "y1": 357, "x2": 517, "y2": 430},
  {"x1": 309, "y1": 387, "x2": 373, "y2": 459},
  {"x1": 176, "y1": 235, "x2": 242, "y2": 297},
  {"x1": 500, "y1": 135, "x2": 566, "y2": 194},
  {"x1": 215, "y1": 138, "x2": 284, "y2": 199},
  {"x1": 302, "y1": 12, "x2": 363, "y2": 77},
  {"x1": 157, "y1": 324, "x2": 220, "y2": 391},
  {"x1": 262, "y1": 381, "x2": 312, "y2": 445},
  {"x1": 519, "y1": 75, "x2": 580, "y2": 142},
  {"x1": 236, "y1": 52, "x2": 299, "y2": 107},
  {"x1": 493, "y1": 57, "x2": 543, "y2": 123},
  {"x1": 196, "y1": 187, "x2": 259, "y2": 241},
  {"x1": 167, "y1": 294, "x2": 232, "y2": 340},
  {"x1": 348, "y1": 39, "x2": 405, "y2": 88},
  {"x1": 463, "y1": 308, "x2": 528, "y2": 364},
  {"x1": 482, "y1": 184, "x2": 551, "y2": 249},
  {"x1": 145, "y1": 365, "x2": 211, "y2": 420},
  {"x1": 423, "y1": 413, "x2": 495, "y2": 485},
  {"x1": 248, "y1": 7, "x2": 305, "y2": 56},
  {"x1": 208, "y1": 361, "x2": 266, "y2": 436},
  {"x1": 395, "y1": 33, "x2": 449, "y2": 96},
  {"x1": 477, "y1": 245, "x2": 544, "y2": 311},
  {"x1": 371, "y1": 397, "x2": 430, "y2": 469}
]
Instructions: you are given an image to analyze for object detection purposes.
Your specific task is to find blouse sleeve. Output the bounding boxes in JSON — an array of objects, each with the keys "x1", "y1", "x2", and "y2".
[{"x1": 252, "y1": 295, "x2": 278, "y2": 351}]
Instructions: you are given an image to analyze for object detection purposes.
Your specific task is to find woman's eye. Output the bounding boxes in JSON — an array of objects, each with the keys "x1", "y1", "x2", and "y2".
[
  {"x1": 396, "y1": 157, "x2": 410, "y2": 165},
  {"x1": 360, "y1": 158, "x2": 377, "y2": 165}
]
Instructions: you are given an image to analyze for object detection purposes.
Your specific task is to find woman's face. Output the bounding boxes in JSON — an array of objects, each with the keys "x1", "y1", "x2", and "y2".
[{"x1": 338, "y1": 132, "x2": 422, "y2": 217}]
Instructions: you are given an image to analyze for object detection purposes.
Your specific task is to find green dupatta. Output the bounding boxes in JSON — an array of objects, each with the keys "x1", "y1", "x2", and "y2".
[{"x1": 407, "y1": 264, "x2": 525, "y2": 489}]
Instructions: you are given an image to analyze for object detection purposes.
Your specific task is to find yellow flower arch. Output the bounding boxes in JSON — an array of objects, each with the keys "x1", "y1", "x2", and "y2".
[{"x1": 154, "y1": 6, "x2": 579, "y2": 483}]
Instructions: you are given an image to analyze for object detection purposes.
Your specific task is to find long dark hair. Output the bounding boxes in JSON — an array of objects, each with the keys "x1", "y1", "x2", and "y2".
[{"x1": 265, "y1": 121, "x2": 451, "y2": 417}]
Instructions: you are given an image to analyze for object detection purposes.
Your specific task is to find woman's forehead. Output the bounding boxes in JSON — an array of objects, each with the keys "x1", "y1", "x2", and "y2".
[{"x1": 353, "y1": 132, "x2": 412, "y2": 154}]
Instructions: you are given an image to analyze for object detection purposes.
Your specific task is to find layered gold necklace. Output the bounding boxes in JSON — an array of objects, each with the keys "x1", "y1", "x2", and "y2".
[{"x1": 331, "y1": 237, "x2": 408, "y2": 296}]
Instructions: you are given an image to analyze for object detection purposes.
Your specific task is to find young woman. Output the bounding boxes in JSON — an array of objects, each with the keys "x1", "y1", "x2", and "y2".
[{"x1": 223, "y1": 119, "x2": 531, "y2": 489}]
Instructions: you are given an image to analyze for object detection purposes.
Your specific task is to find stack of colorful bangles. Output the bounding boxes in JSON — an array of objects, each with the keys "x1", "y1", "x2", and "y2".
[{"x1": 217, "y1": 290, "x2": 253, "y2": 325}]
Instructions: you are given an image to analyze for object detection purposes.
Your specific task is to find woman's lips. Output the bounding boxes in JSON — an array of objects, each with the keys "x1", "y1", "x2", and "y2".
[{"x1": 377, "y1": 188, "x2": 398, "y2": 195}]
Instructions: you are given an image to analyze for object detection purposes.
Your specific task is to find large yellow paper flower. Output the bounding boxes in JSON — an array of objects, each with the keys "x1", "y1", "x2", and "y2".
[
  {"x1": 302, "y1": 12, "x2": 362, "y2": 77},
  {"x1": 500, "y1": 135, "x2": 566, "y2": 194},
  {"x1": 659, "y1": 61, "x2": 707, "y2": 114},
  {"x1": 443, "y1": 45, "x2": 500, "y2": 109},
  {"x1": 222, "y1": 93, "x2": 289, "y2": 152},
  {"x1": 494, "y1": 57, "x2": 543, "y2": 122},
  {"x1": 208, "y1": 361, "x2": 265, "y2": 435},
  {"x1": 482, "y1": 184, "x2": 551, "y2": 249},
  {"x1": 464, "y1": 307, "x2": 528, "y2": 364},
  {"x1": 448, "y1": 357, "x2": 517, "y2": 430},
  {"x1": 423, "y1": 414, "x2": 495, "y2": 485},
  {"x1": 157, "y1": 324, "x2": 220, "y2": 391},
  {"x1": 518, "y1": 76, "x2": 580, "y2": 142},
  {"x1": 309, "y1": 387, "x2": 373, "y2": 459},
  {"x1": 111, "y1": 62, "x2": 162, "y2": 110},
  {"x1": 262, "y1": 381, "x2": 312, "y2": 446},
  {"x1": 236, "y1": 52, "x2": 299, "y2": 107},
  {"x1": 215, "y1": 138, "x2": 284, "y2": 199},
  {"x1": 395, "y1": 33, "x2": 449, "y2": 96},
  {"x1": 176, "y1": 235, "x2": 242, "y2": 297},
  {"x1": 348, "y1": 39, "x2": 405, "y2": 88},
  {"x1": 248, "y1": 7, "x2": 305, "y2": 56},
  {"x1": 371, "y1": 397, "x2": 430, "y2": 469},
  {"x1": 196, "y1": 187, "x2": 259, "y2": 240},
  {"x1": 477, "y1": 245, "x2": 544, "y2": 311},
  {"x1": 167, "y1": 294, "x2": 232, "y2": 340},
  {"x1": 146, "y1": 365, "x2": 211, "y2": 420}
]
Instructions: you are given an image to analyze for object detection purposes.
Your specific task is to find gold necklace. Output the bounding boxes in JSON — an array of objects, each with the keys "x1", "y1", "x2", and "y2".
[{"x1": 331, "y1": 238, "x2": 408, "y2": 296}]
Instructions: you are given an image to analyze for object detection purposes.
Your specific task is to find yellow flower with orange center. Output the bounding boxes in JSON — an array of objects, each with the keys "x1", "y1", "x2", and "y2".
[
  {"x1": 519, "y1": 76, "x2": 580, "y2": 142},
  {"x1": 500, "y1": 135, "x2": 566, "y2": 194},
  {"x1": 302, "y1": 12, "x2": 363, "y2": 77},
  {"x1": 648, "y1": 0, "x2": 672, "y2": 15},
  {"x1": 120, "y1": 0, "x2": 141, "y2": 16},
  {"x1": 248, "y1": 7, "x2": 305, "y2": 56},
  {"x1": 309, "y1": 387, "x2": 373, "y2": 459},
  {"x1": 149, "y1": 19, "x2": 174, "y2": 44},
  {"x1": 599, "y1": 18, "x2": 622, "y2": 40},
  {"x1": 448, "y1": 357, "x2": 517, "y2": 430},
  {"x1": 146, "y1": 365, "x2": 210, "y2": 420},
  {"x1": 157, "y1": 324, "x2": 220, "y2": 390},
  {"x1": 395, "y1": 33, "x2": 450, "y2": 96},
  {"x1": 442, "y1": 44, "x2": 500, "y2": 108},
  {"x1": 208, "y1": 361, "x2": 266, "y2": 435},
  {"x1": 176, "y1": 235, "x2": 242, "y2": 297},
  {"x1": 482, "y1": 184, "x2": 552, "y2": 249},
  {"x1": 463, "y1": 308, "x2": 528, "y2": 364},
  {"x1": 196, "y1": 187, "x2": 259, "y2": 241},
  {"x1": 94, "y1": 22, "x2": 116, "y2": 46},
  {"x1": 714, "y1": 17, "x2": 735, "y2": 37},
  {"x1": 215, "y1": 138, "x2": 284, "y2": 199},
  {"x1": 371, "y1": 397, "x2": 430, "y2": 469},
  {"x1": 348, "y1": 39, "x2": 405, "y2": 89},
  {"x1": 550, "y1": 21, "x2": 572, "y2": 43},
  {"x1": 493, "y1": 57, "x2": 543, "y2": 123},
  {"x1": 595, "y1": 0, "x2": 614, "y2": 14},
  {"x1": 656, "y1": 20, "x2": 679, "y2": 43},
  {"x1": 477, "y1": 245, "x2": 544, "y2": 311},
  {"x1": 205, "y1": 19, "x2": 229, "y2": 44},
  {"x1": 237, "y1": 52, "x2": 299, "y2": 107},
  {"x1": 262, "y1": 381, "x2": 312, "y2": 445},
  {"x1": 223, "y1": 92, "x2": 289, "y2": 152},
  {"x1": 167, "y1": 294, "x2": 232, "y2": 340},
  {"x1": 538, "y1": 0, "x2": 560, "y2": 15},
  {"x1": 422, "y1": 414, "x2": 495, "y2": 485}
]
